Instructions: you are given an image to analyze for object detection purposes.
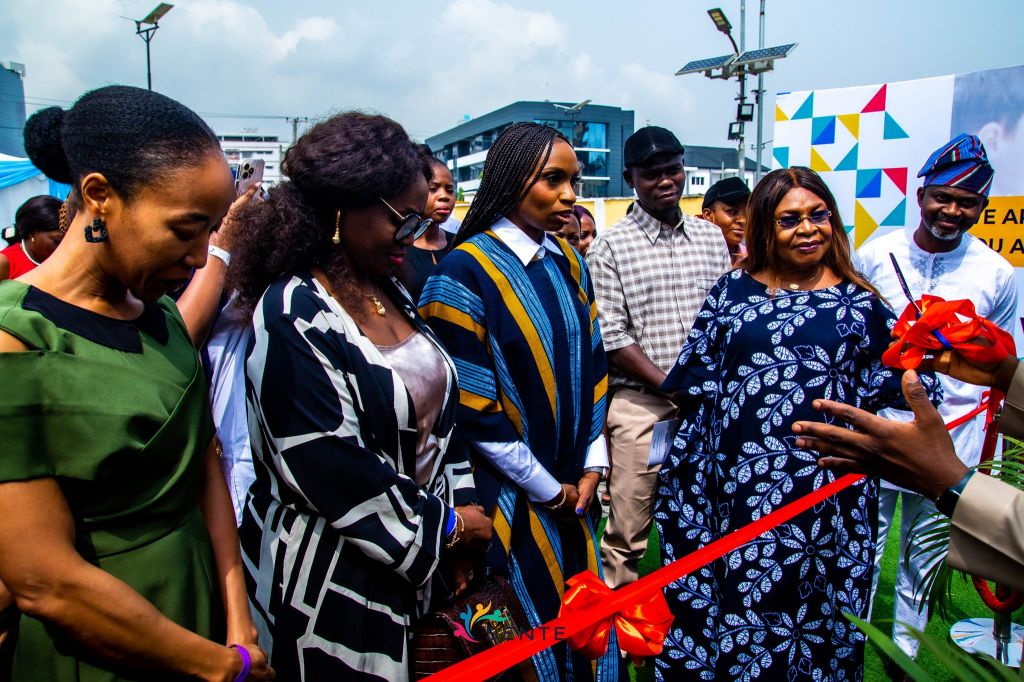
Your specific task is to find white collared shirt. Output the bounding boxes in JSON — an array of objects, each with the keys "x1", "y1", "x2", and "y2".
[{"x1": 472, "y1": 217, "x2": 609, "y2": 504}]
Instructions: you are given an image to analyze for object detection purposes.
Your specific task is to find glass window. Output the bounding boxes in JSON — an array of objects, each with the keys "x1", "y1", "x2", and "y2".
[
  {"x1": 534, "y1": 120, "x2": 607, "y2": 148},
  {"x1": 577, "y1": 150, "x2": 608, "y2": 178}
]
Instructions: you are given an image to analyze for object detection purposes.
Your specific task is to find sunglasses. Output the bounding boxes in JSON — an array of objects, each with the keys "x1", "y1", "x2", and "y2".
[
  {"x1": 380, "y1": 197, "x2": 432, "y2": 242},
  {"x1": 775, "y1": 209, "x2": 832, "y2": 230}
]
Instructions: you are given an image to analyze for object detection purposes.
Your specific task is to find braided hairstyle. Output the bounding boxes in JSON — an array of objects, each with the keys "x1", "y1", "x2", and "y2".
[
  {"x1": 454, "y1": 123, "x2": 569, "y2": 246},
  {"x1": 23, "y1": 85, "x2": 221, "y2": 201},
  {"x1": 229, "y1": 112, "x2": 429, "y2": 317}
]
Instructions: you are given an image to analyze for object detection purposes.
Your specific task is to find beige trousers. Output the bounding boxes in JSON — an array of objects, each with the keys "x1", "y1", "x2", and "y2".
[{"x1": 599, "y1": 388, "x2": 677, "y2": 588}]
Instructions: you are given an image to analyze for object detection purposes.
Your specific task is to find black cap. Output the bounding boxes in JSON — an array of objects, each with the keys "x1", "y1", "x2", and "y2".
[
  {"x1": 623, "y1": 126, "x2": 684, "y2": 167},
  {"x1": 702, "y1": 176, "x2": 751, "y2": 209}
]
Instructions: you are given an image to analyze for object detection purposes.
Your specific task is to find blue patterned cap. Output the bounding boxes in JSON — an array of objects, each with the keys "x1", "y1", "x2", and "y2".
[{"x1": 917, "y1": 133, "x2": 993, "y2": 197}]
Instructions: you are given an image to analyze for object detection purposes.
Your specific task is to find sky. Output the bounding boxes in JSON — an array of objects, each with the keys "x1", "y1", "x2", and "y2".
[{"x1": 2, "y1": 0, "x2": 1023, "y2": 159}]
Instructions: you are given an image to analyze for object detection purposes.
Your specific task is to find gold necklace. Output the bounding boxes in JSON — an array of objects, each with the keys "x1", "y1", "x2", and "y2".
[{"x1": 779, "y1": 264, "x2": 823, "y2": 291}]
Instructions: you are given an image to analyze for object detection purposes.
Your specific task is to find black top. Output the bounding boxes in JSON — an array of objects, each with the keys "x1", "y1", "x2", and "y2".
[
  {"x1": 397, "y1": 230, "x2": 455, "y2": 304},
  {"x1": 22, "y1": 286, "x2": 169, "y2": 351}
]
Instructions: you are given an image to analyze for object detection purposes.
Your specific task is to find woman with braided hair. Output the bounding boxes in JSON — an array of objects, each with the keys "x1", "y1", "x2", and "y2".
[{"x1": 420, "y1": 123, "x2": 622, "y2": 681}]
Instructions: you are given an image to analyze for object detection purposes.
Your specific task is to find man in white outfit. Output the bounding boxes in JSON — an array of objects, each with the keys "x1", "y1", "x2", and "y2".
[{"x1": 855, "y1": 133, "x2": 1018, "y2": 660}]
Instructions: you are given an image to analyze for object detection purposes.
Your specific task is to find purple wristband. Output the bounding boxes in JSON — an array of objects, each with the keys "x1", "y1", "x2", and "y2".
[{"x1": 229, "y1": 644, "x2": 251, "y2": 682}]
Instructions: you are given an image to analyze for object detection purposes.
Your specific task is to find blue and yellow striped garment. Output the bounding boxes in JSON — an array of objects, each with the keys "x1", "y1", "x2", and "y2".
[{"x1": 420, "y1": 228, "x2": 621, "y2": 682}]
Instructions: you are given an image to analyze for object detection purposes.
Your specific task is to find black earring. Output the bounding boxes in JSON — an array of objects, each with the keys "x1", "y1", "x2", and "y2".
[{"x1": 85, "y1": 217, "x2": 108, "y2": 243}]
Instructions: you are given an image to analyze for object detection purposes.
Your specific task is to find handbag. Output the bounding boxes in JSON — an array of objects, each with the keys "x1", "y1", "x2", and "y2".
[{"x1": 410, "y1": 572, "x2": 532, "y2": 680}]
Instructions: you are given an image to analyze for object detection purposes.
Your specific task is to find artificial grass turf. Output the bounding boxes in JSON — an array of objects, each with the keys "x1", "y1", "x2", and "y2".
[{"x1": 600, "y1": 504, "x2": 1023, "y2": 682}]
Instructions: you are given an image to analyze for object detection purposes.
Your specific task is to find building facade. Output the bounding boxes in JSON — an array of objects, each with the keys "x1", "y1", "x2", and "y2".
[
  {"x1": 216, "y1": 132, "x2": 286, "y2": 187},
  {"x1": 425, "y1": 101, "x2": 635, "y2": 198},
  {"x1": 0, "y1": 63, "x2": 27, "y2": 158},
  {"x1": 682, "y1": 145, "x2": 769, "y2": 195}
]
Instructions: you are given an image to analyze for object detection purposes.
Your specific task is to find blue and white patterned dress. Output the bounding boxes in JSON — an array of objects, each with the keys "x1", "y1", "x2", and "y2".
[{"x1": 654, "y1": 269, "x2": 939, "y2": 681}]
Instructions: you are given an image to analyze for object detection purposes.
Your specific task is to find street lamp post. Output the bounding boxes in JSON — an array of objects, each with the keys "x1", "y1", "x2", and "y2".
[
  {"x1": 676, "y1": 5, "x2": 795, "y2": 185},
  {"x1": 134, "y1": 3, "x2": 174, "y2": 91}
]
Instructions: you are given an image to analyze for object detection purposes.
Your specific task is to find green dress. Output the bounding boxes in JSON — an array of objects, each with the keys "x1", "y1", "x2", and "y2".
[{"x1": 0, "y1": 281, "x2": 220, "y2": 681}]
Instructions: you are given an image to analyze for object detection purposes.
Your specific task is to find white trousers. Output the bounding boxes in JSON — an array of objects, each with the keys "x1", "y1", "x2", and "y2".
[{"x1": 869, "y1": 488, "x2": 947, "y2": 658}]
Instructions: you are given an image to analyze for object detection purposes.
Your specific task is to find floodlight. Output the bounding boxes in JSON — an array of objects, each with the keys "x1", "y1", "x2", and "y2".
[
  {"x1": 737, "y1": 102, "x2": 755, "y2": 122},
  {"x1": 140, "y1": 3, "x2": 173, "y2": 25},
  {"x1": 707, "y1": 8, "x2": 732, "y2": 33},
  {"x1": 728, "y1": 122, "x2": 743, "y2": 141}
]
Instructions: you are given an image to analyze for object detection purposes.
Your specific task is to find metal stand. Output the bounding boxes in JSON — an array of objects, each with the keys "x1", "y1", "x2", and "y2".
[{"x1": 950, "y1": 612, "x2": 1023, "y2": 668}]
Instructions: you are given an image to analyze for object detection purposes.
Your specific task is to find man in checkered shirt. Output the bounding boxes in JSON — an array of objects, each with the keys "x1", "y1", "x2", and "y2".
[{"x1": 587, "y1": 126, "x2": 732, "y2": 588}]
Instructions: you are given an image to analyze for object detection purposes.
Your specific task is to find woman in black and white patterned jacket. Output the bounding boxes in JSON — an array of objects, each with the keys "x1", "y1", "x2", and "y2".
[{"x1": 228, "y1": 112, "x2": 492, "y2": 682}]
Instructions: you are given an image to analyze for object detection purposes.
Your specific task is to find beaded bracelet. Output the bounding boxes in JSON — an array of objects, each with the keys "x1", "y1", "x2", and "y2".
[{"x1": 228, "y1": 644, "x2": 251, "y2": 682}]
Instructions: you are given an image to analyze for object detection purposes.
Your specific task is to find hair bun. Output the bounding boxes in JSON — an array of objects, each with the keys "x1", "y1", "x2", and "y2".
[{"x1": 23, "y1": 106, "x2": 73, "y2": 184}]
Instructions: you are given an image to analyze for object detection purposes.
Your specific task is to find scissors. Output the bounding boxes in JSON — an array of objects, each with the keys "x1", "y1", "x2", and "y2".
[{"x1": 889, "y1": 252, "x2": 953, "y2": 350}]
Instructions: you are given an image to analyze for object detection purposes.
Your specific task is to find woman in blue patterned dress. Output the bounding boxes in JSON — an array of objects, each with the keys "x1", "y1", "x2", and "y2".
[{"x1": 654, "y1": 167, "x2": 939, "y2": 681}]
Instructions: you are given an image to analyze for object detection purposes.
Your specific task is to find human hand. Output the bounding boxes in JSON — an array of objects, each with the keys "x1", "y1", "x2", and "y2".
[
  {"x1": 543, "y1": 483, "x2": 580, "y2": 518},
  {"x1": 455, "y1": 505, "x2": 493, "y2": 549},
  {"x1": 918, "y1": 344, "x2": 1018, "y2": 394},
  {"x1": 220, "y1": 644, "x2": 274, "y2": 682},
  {"x1": 574, "y1": 472, "x2": 601, "y2": 517},
  {"x1": 791, "y1": 370, "x2": 967, "y2": 500},
  {"x1": 211, "y1": 184, "x2": 260, "y2": 251}
]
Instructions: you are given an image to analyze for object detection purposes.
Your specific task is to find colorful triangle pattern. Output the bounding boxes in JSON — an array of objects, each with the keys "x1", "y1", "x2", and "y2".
[
  {"x1": 792, "y1": 93, "x2": 814, "y2": 120},
  {"x1": 838, "y1": 113, "x2": 860, "y2": 139},
  {"x1": 856, "y1": 169, "x2": 882, "y2": 198},
  {"x1": 862, "y1": 84, "x2": 887, "y2": 113},
  {"x1": 884, "y1": 113, "x2": 909, "y2": 140},
  {"x1": 835, "y1": 144, "x2": 859, "y2": 171},
  {"x1": 773, "y1": 146, "x2": 790, "y2": 168},
  {"x1": 881, "y1": 198, "x2": 907, "y2": 226},
  {"x1": 810, "y1": 147, "x2": 831, "y2": 172},
  {"x1": 812, "y1": 116, "x2": 837, "y2": 145},
  {"x1": 883, "y1": 167, "x2": 908, "y2": 194},
  {"x1": 775, "y1": 105, "x2": 789, "y2": 122},
  {"x1": 854, "y1": 200, "x2": 879, "y2": 248}
]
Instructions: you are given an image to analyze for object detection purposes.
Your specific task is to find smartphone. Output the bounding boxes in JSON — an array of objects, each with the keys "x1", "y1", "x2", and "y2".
[{"x1": 235, "y1": 159, "x2": 265, "y2": 196}]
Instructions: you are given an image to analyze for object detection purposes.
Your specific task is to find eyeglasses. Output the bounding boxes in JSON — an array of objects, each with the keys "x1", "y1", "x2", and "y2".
[
  {"x1": 775, "y1": 209, "x2": 832, "y2": 230},
  {"x1": 380, "y1": 197, "x2": 433, "y2": 242}
]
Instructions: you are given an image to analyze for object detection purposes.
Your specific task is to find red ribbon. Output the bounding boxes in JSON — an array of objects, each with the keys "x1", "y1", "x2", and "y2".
[
  {"x1": 558, "y1": 571, "x2": 674, "y2": 665},
  {"x1": 426, "y1": 297, "x2": 1019, "y2": 681},
  {"x1": 885, "y1": 296, "x2": 1022, "y2": 615},
  {"x1": 882, "y1": 295, "x2": 1015, "y2": 370},
  {"x1": 426, "y1": 473, "x2": 864, "y2": 681}
]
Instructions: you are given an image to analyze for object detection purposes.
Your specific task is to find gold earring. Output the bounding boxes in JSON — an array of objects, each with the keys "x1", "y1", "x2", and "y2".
[
  {"x1": 332, "y1": 210, "x2": 341, "y2": 244},
  {"x1": 58, "y1": 199, "x2": 69, "y2": 234}
]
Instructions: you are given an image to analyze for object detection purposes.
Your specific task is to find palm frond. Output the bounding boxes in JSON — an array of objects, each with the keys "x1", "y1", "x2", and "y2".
[{"x1": 846, "y1": 613, "x2": 1019, "y2": 682}]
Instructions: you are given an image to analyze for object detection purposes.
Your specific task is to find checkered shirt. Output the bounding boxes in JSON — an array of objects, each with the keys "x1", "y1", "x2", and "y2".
[{"x1": 586, "y1": 204, "x2": 731, "y2": 391}]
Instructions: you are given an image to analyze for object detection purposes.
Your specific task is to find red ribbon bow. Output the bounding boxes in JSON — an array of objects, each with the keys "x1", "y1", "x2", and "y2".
[
  {"x1": 558, "y1": 571, "x2": 673, "y2": 665},
  {"x1": 882, "y1": 295, "x2": 1015, "y2": 370}
]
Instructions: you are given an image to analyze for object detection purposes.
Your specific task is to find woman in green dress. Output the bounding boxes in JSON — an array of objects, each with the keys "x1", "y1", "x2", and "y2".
[{"x1": 0, "y1": 86, "x2": 274, "y2": 681}]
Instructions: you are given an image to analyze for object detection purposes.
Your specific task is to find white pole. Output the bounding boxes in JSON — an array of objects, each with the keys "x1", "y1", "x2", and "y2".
[{"x1": 755, "y1": 0, "x2": 766, "y2": 182}]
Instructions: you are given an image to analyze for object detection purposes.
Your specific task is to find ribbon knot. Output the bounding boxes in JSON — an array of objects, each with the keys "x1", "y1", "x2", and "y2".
[
  {"x1": 882, "y1": 295, "x2": 1015, "y2": 370},
  {"x1": 558, "y1": 571, "x2": 673, "y2": 665}
]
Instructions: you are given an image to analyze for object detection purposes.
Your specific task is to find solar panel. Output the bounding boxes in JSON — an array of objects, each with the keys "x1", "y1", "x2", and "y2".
[
  {"x1": 675, "y1": 54, "x2": 736, "y2": 76},
  {"x1": 733, "y1": 43, "x2": 797, "y2": 67}
]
